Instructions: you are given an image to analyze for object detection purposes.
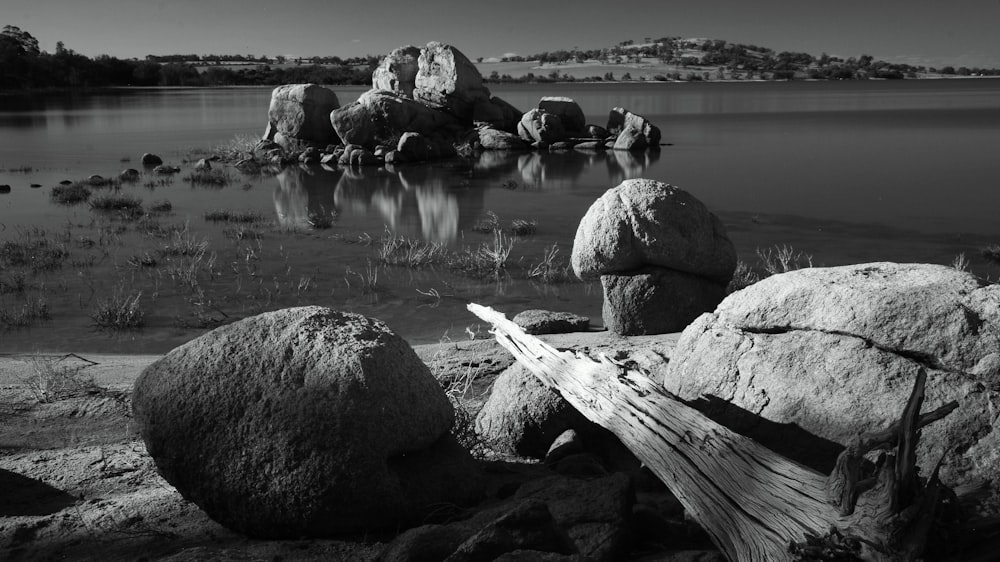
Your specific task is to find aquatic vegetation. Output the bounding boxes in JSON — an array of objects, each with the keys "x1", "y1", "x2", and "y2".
[
  {"x1": 89, "y1": 194, "x2": 143, "y2": 212},
  {"x1": 306, "y1": 211, "x2": 336, "y2": 230},
  {"x1": 91, "y1": 286, "x2": 145, "y2": 330},
  {"x1": 376, "y1": 230, "x2": 447, "y2": 268},
  {"x1": 222, "y1": 226, "x2": 264, "y2": 241},
  {"x1": 149, "y1": 200, "x2": 173, "y2": 213},
  {"x1": 0, "y1": 294, "x2": 50, "y2": 330},
  {"x1": 184, "y1": 168, "x2": 234, "y2": 187},
  {"x1": 50, "y1": 183, "x2": 92, "y2": 205},
  {"x1": 509, "y1": 219, "x2": 538, "y2": 236},
  {"x1": 527, "y1": 243, "x2": 574, "y2": 284},
  {"x1": 203, "y1": 209, "x2": 267, "y2": 224},
  {"x1": 0, "y1": 230, "x2": 70, "y2": 272},
  {"x1": 126, "y1": 252, "x2": 158, "y2": 268},
  {"x1": 213, "y1": 133, "x2": 261, "y2": 162},
  {"x1": 451, "y1": 229, "x2": 515, "y2": 277},
  {"x1": 951, "y1": 253, "x2": 971, "y2": 272},
  {"x1": 0, "y1": 272, "x2": 28, "y2": 294},
  {"x1": 159, "y1": 226, "x2": 209, "y2": 257},
  {"x1": 471, "y1": 210, "x2": 501, "y2": 234}
]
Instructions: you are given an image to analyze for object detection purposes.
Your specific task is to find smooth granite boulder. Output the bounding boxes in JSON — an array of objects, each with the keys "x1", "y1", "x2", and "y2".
[
  {"x1": 133, "y1": 306, "x2": 482, "y2": 537},
  {"x1": 571, "y1": 179, "x2": 736, "y2": 283},
  {"x1": 665, "y1": 263, "x2": 1000, "y2": 510}
]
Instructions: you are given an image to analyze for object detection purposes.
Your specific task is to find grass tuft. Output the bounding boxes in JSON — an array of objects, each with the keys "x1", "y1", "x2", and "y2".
[
  {"x1": 527, "y1": 243, "x2": 574, "y2": 284},
  {"x1": 18, "y1": 355, "x2": 101, "y2": 403},
  {"x1": 184, "y1": 168, "x2": 234, "y2": 187},
  {"x1": 204, "y1": 209, "x2": 266, "y2": 224},
  {"x1": 0, "y1": 294, "x2": 50, "y2": 330},
  {"x1": 92, "y1": 286, "x2": 144, "y2": 330},
  {"x1": 756, "y1": 244, "x2": 813, "y2": 275},
  {"x1": 51, "y1": 183, "x2": 92, "y2": 205},
  {"x1": 376, "y1": 229, "x2": 447, "y2": 268}
]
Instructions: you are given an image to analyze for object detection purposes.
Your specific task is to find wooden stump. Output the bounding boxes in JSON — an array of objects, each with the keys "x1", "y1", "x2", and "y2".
[{"x1": 468, "y1": 304, "x2": 966, "y2": 561}]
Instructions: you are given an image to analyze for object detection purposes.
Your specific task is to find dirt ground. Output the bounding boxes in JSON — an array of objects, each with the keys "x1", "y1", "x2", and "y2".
[{"x1": 0, "y1": 332, "x2": 677, "y2": 561}]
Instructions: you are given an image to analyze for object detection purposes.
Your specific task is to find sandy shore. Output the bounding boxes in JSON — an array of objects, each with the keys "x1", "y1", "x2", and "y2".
[{"x1": 0, "y1": 330, "x2": 680, "y2": 561}]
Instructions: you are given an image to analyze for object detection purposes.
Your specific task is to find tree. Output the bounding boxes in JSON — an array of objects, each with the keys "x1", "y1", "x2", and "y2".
[{"x1": 2, "y1": 25, "x2": 40, "y2": 55}]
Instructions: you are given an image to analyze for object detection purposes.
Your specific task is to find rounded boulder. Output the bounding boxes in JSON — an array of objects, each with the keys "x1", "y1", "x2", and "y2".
[
  {"x1": 571, "y1": 179, "x2": 736, "y2": 282},
  {"x1": 132, "y1": 306, "x2": 479, "y2": 537}
]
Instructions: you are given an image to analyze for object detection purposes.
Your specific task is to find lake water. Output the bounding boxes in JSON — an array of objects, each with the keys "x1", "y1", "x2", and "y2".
[{"x1": 1, "y1": 80, "x2": 999, "y2": 353}]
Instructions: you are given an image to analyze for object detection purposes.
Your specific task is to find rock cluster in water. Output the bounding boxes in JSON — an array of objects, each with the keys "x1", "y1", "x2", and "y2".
[
  {"x1": 257, "y1": 42, "x2": 662, "y2": 169},
  {"x1": 571, "y1": 178, "x2": 736, "y2": 335}
]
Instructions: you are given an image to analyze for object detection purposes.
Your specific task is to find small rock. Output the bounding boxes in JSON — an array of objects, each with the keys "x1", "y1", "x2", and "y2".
[
  {"x1": 119, "y1": 169, "x2": 141, "y2": 181},
  {"x1": 545, "y1": 429, "x2": 584, "y2": 465},
  {"x1": 0, "y1": 184, "x2": 10, "y2": 193},
  {"x1": 30, "y1": 183, "x2": 41, "y2": 188},
  {"x1": 475, "y1": 363, "x2": 593, "y2": 458},
  {"x1": 512, "y1": 309, "x2": 590, "y2": 335},
  {"x1": 153, "y1": 165, "x2": 180, "y2": 175},
  {"x1": 140, "y1": 153, "x2": 163, "y2": 166},
  {"x1": 193, "y1": 158, "x2": 212, "y2": 171}
]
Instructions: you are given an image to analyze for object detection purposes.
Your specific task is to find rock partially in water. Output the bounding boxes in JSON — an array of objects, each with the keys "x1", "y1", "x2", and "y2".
[
  {"x1": 538, "y1": 97, "x2": 586, "y2": 134},
  {"x1": 331, "y1": 89, "x2": 462, "y2": 149},
  {"x1": 119, "y1": 168, "x2": 140, "y2": 181},
  {"x1": 132, "y1": 306, "x2": 482, "y2": 538},
  {"x1": 607, "y1": 107, "x2": 661, "y2": 147},
  {"x1": 518, "y1": 108, "x2": 566, "y2": 144},
  {"x1": 601, "y1": 267, "x2": 726, "y2": 335},
  {"x1": 140, "y1": 153, "x2": 162, "y2": 166},
  {"x1": 571, "y1": 179, "x2": 736, "y2": 283},
  {"x1": 266, "y1": 84, "x2": 340, "y2": 148}
]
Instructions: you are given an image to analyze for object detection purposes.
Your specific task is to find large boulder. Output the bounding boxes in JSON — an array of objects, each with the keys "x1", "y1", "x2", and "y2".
[
  {"x1": 571, "y1": 179, "x2": 736, "y2": 283},
  {"x1": 132, "y1": 306, "x2": 482, "y2": 538},
  {"x1": 538, "y1": 97, "x2": 586, "y2": 134},
  {"x1": 372, "y1": 45, "x2": 422, "y2": 98},
  {"x1": 266, "y1": 84, "x2": 340, "y2": 146},
  {"x1": 665, "y1": 263, "x2": 1000, "y2": 510},
  {"x1": 518, "y1": 108, "x2": 567, "y2": 144},
  {"x1": 413, "y1": 42, "x2": 491, "y2": 120},
  {"x1": 601, "y1": 267, "x2": 726, "y2": 335},
  {"x1": 473, "y1": 95, "x2": 523, "y2": 133},
  {"x1": 331, "y1": 89, "x2": 462, "y2": 149},
  {"x1": 607, "y1": 107, "x2": 660, "y2": 147}
]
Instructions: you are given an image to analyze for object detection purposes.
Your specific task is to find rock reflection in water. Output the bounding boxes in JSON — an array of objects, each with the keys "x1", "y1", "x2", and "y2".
[
  {"x1": 273, "y1": 148, "x2": 656, "y2": 242},
  {"x1": 274, "y1": 166, "x2": 342, "y2": 226}
]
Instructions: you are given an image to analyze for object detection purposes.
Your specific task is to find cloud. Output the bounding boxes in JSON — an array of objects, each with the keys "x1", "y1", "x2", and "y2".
[{"x1": 351, "y1": 39, "x2": 361, "y2": 44}]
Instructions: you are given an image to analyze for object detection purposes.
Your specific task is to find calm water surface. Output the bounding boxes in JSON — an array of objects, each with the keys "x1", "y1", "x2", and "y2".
[{"x1": 1, "y1": 80, "x2": 998, "y2": 352}]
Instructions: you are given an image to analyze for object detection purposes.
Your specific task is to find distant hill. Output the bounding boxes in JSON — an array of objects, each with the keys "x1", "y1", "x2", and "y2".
[{"x1": 474, "y1": 37, "x2": 999, "y2": 83}]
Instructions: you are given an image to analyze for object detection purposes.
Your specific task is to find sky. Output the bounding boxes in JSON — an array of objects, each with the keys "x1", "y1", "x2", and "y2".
[{"x1": 5, "y1": 0, "x2": 1000, "y2": 68}]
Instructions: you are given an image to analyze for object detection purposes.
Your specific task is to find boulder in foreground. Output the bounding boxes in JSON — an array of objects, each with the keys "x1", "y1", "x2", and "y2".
[
  {"x1": 132, "y1": 306, "x2": 481, "y2": 538},
  {"x1": 665, "y1": 262, "x2": 1000, "y2": 510}
]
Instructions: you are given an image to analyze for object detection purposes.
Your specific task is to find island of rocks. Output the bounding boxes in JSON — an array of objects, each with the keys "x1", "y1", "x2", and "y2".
[{"x1": 250, "y1": 41, "x2": 661, "y2": 170}]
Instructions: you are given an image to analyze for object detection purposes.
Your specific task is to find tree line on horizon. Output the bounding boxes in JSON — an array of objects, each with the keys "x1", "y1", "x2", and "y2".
[
  {"x1": 0, "y1": 26, "x2": 376, "y2": 90},
  {"x1": 2, "y1": 25, "x2": 998, "y2": 91}
]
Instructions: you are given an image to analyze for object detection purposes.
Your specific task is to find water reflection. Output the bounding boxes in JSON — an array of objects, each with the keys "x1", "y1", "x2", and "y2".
[{"x1": 274, "y1": 148, "x2": 656, "y2": 243}]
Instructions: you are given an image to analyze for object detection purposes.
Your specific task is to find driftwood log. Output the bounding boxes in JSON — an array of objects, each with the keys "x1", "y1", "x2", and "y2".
[{"x1": 468, "y1": 304, "x2": 971, "y2": 561}]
